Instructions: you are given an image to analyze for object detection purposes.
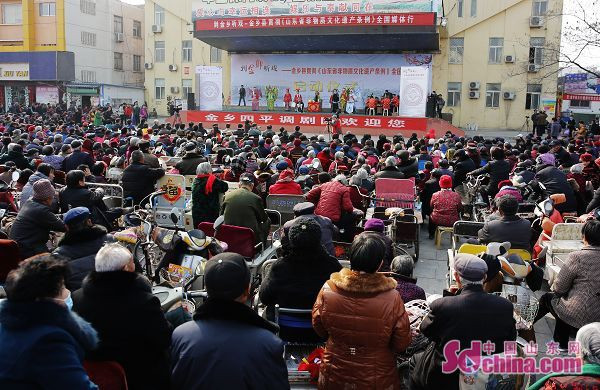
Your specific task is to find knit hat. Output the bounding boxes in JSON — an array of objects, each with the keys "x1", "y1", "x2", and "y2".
[
  {"x1": 276, "y1": 161, "x2": 289, "y2": 171},
  {"x1": 204, "y1": 253, "x2": 250, "y2": 300},
  {"x1": 580, "y1": 153, "x2": 593, "y2": 163},
  {"x1": 278, "y1": 169, "x2": 294, "y2": 181},
  {"x1": 439, "y1": 175, "x2": 453, "y2": 189},
  {"x1": 32, "y1": 179, "x2": 55, "y2": 201},
  {"x1": 298, "y1": 165, "x2": 310, "y2": 175},
  {"x1": 364, "y1": 218, "x2": 385, "y2": 232},
  {"x1": 538, "y1": 153, "x2": 555, "y2": 166},
  {"x1": 288, "y1": 217, "x2": 321, "y2": 251},
  {"x1": 497, "y1": 179, "x2": 512, "y2": 190}
]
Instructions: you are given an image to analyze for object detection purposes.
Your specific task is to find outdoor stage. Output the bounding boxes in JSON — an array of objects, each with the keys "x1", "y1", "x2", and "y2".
[{"x1": 172, "y1": 107, "x2": 464, "y2": 138}]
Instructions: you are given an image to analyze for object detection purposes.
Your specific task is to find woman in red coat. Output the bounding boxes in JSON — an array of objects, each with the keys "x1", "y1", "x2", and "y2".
[
  {"x1": 269, "y1": 169, "x2": 303, "y2": 195},
  {"x1": 429, "y1": 175, "x2": 462, "y2": 239},
  {"x1": 283, "y1": 88, "x2": 292, "y2": 111}
]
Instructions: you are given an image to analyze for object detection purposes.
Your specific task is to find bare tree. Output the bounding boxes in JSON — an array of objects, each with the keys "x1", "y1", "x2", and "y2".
[{"x1": 560, "y1": 0, "x2": 600, "y2": 78}]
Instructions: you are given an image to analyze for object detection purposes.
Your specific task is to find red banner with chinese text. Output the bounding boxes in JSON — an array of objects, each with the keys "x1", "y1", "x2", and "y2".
[
  {"x1": 563, "y1": 94, "x2": 600, "y2": 102},
  {"x1": 183, "y1": 111, "x2": 428, "y2": 132},
  {"x1": 195, "y1": 12, "x2": 435, "y2": 31}
]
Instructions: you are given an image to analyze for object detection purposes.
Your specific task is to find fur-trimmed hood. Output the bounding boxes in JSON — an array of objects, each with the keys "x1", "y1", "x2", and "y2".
[{"x1": 329, "y1": 267, "x2": 397, "y2": 294}]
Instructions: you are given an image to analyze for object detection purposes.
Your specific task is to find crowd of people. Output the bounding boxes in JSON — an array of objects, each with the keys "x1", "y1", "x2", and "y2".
[{"x1": 1, "y1": 101, "x2": 600, "y2": 389}]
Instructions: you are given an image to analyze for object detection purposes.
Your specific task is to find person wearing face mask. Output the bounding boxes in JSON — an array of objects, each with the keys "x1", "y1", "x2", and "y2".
[
  {"x1": 72, "y1": 244, "x2": 172, "y2": 390},
  {"x1": 0, "y1": 254, "x2": 99, "y2": 389}
]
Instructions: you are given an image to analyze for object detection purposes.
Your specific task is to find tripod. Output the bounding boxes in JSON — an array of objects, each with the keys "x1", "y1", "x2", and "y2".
[{"x1": 521, "y1": 116, "x2": 531, "y2": 134}]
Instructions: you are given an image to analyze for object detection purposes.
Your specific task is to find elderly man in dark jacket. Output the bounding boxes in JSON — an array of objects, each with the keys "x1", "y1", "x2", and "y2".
[
  {"x1": 283, "y1": 202, "x2": 338, "y2": 256},
  {"x1": 139, "y1": 141, "x2": 160, "y2": 168},
  {"x1": 0, "y1": 145, "x2": 34, "y2": 170},
  {"x1": 478, "y1": 195, "x2": 532, "y2": 249},
  {"x1": 452, "y1": 149, "x2": 476, "y2": 190},
  {"x1": 410, "y1": 254, "x2": 516, "y2": 390},
  {"x1": 61, "y1": 140, "x2": 94, "y2": 172},
  {"x1": 72, "y1": 244, "x2": 171, "y2": 390},
  {"x1": 122, "y1": 150, "x2": 165, "y2": 205},
  {"x1": 397, "y1": 150, "x2": 419, "y2": 178},
  {"x1": 175, "y1": 142, "x2": 205, "y2": 175},
  {"x1": 534, "y1": 153, "x2": 577, "y2": 213},
  {"x1": 171, "y1": 253, "x2": 289, "y2": 390},
  {"x1": 53, "y1": 207, "x2": 112, "y2": 290},
  {"x1": 374, "y1": 156, "x2": 405, "y2": 180},
  {"x1": 10, "y1": 179, "x2": 66, "y2": 258}
]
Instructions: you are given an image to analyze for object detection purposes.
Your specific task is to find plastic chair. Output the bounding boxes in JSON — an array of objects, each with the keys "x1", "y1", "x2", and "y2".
[
  {"x1": 0, "y1": 239, "x2": 20, "y2": 282},
  {"x1": 198, "y1": 222, "x2": 258, "y2": 258},
  {"x1": 374, "y1": 178, "x2": 416, "y2": 209},
  {"x1": 435, "y1": 226, "x2": 453, "y2": 249},
  {"x1": 83, "y1": 360, "x2": 128, "y2": 390},
  {"x1": 451, "y1": 221, "x2": 485, "y2": 254}
]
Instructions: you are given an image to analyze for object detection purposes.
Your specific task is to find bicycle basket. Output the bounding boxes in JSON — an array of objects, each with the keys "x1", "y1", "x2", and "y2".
[{"x1": 493, "y1": 285, "x2": 539, "y2": 330}]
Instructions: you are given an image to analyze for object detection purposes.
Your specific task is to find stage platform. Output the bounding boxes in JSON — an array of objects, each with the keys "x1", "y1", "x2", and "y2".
[{"x1": 170, "y1": 108, "x2": 464, "y2": 138}]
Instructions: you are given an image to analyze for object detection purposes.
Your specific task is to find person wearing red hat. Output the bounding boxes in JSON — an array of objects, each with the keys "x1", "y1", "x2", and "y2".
[
  {"x1": 581, "y1": 153, "x2": 600, "y2": 189},
  {"x1": 495, "y1": 179, "x2": 523, "y2": 203},
  {"x1": 428, "y1": 175, "x2": 462, "y2": 239},
  {"x1": 268, "y1": 169, "x2": 302, "y2": 195}
]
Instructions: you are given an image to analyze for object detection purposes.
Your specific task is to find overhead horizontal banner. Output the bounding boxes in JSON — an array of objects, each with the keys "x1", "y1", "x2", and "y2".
[
  {"x1": 183, "y1": 111, "x2": 428, "y2": 132},
  {"x1": 193, "y1": 0, "x2": 441, "y2": 20},
  {"x1": 231, "y1": 53, "x2": 433, "y2": 110},
  {"x1": 195, "y1": 12, "x2": 435, "y2": 31},
  {"x1": 563, "y1": 93, "x2": 600, "y2": 102}
]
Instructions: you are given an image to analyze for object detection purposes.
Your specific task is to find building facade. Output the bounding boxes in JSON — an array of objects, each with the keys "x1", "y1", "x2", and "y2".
[
  {"x1": 433, "y1": 0, "x2": 563, "y2": 130},
  {"x1": 0, "y1": 0, "x2": 144, "y2": 109},
  {"x1": 143, "y1": 0, "x2": 229, "y2": 117}
]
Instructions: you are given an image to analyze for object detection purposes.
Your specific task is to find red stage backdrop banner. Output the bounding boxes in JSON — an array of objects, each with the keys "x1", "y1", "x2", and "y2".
[{"x1": 184, "y1": 111, "x2": 427, "y2": 131}]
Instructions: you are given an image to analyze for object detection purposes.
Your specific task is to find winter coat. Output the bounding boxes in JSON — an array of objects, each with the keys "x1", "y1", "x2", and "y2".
[
  {"x1": 142, "y1": 152, "x2": 160, "y2": 168},
  {"x1": 551, "y1": 246, "x2": 600, "y2": 329},
  {"x1": 61, "y1": 150, "x2": 94, "y2": 172},
  {"x1": 72, "y1": 271, "x2": 172, "y2": 390},
  {"x1": 53, "y1": 225, "x2": 113, "y2": 290},
  {"x1": 452, "y1": 158, "x2": 476, "y2": 189},
  {"x1": 306, "y1": 181, "x2": 354, "y2": 223},
  {"x1": 587, "y1": 186, "x2": 600, "y2": 213},
  {"x1": 414, "y1": 284, "x2": 516, "y2": 390},
  {"x1": 121, "y1": 162, "x2": 165, "y2": 205},
  {"x1": 9, "y1": 198, "x2": 66, "y2": 259},
  {"x1": 0, "y1": 300, "x2": 98, "y2": 389},
  {"x1": 59, "y1": 185, "x2": 105, "y2": 214},
  {"x1": 420, "y1": 178, "x2": 440, "y2": 217},
  {"x1": 374, "y1": 166, "x2": 405, "y2": 180},
  {"x1": 430, "y1": 189, "x2": 462, "y2": 227},
  {"x1": 393, "y1": 275, "x2": 426, "y2": 303},
  {"x1": 0, "y1": 150, "x2": 34, "y2": 170},
  {"x1": 175, "y1": 153, "x2": 204, "y2": 176},
  {"x1": 191, "y1": 175, "x2": 229, "y2": 227},
  {"x1": 312, "y1": 268, "x2": 411, "y2": 389},
  {"x1": 397, "y1": 157, "x2": 419, "y2": 178},
  {"x1": 170, "y1": 298, "x2": 289, "y2": 390},
  {"x1": 20, "y1": 171, "x2": 50, "y2": 205},
  {"x1": 269, "y1": 180, "x2": 303, "y2": 195},
  {"x1": 221, "y1": 187, "x2": 271, "y2": 245},
  {"x1": 477, "y1": 214, "x2": 532, "y2": 250},
  {"x1": 535, "y1": 165, "x2": 577, "y2": 213},
  {"x1": 470, "y1": 159, "x2": 511, "y2": 197}
]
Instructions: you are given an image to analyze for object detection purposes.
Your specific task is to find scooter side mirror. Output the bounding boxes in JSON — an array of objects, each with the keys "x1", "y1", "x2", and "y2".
[
  {"x1": 11, "y1": 171, "x2": 19, "y2": 183},
  {"x1": 170, "y1": 207, "x2": 179, "y2": 224},
  {"x1": 213, "y1": 215, "x2": 224, "y2": 231},
  {"x1": 195, "y1": 263, "x2": 203, "y2": 276}
]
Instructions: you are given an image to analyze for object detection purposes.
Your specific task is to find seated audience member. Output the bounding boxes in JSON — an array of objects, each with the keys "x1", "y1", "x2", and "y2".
[
  {"x1": 428, "y1": 175, "x2": 462, "y2": 239},
  {"x1": 362, "y1": 218, "x2": 393, "y2": 271},
  {"x1": 283, "y1": 202, "x2": 338, "y2": 256},
  {"x1": 390, "y1": 255, "x2": 426, "y2": 303},
  {"x1": 478, "y1": 195, "x2": 532, "y2": 249}
]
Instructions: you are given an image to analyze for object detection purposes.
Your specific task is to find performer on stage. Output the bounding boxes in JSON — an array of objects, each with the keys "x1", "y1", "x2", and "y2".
[
  {"x1": 294, "y1": 89, "x2": 304, "y2": 113},
  {"x1": 251, "y1": 86, "x2": 262, "y2": 111},
  {"x1": 382, "y1": 95, "x2": 391, "y2": 116},
  {"x1": 283, "y1": 88, "x2": 292, "y2": 111},
  {"x1": 346, "y1": 89, "x2": 356, "y2": 114},
  {"x1": 266, "y1": 86, "x2": 277, "y2": 111},
  {"x1": 313, "y1": 91, "x2": 321, "y2": 103},
  {"x1": 340, "y1": 89, "x2": 348, "y2": 113},
  {"x1": 330, "y1": 89, "x2": 340, "y2": 113},
  {"x1": 392, "y1": 94, "x2": 399, "y2": 114}
]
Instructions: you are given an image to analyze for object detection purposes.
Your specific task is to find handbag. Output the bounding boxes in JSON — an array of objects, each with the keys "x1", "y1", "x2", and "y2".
[{"x1": 409, "y1": 342, "x2": 449, "y2": 389}]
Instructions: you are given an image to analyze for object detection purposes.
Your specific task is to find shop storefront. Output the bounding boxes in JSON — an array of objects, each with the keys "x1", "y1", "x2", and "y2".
[{"x1": 65, "y1": 83, "x2": 101, "y2": 108}]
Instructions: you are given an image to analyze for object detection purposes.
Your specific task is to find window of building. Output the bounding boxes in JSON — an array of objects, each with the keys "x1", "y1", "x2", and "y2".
[
  {"x1": 529, "y1": 37, "x2": 545, "y2": 65},
  {"x1": 81, "y1": 31, "x2": 97, "y2": 46},
  {"x1": 532, "y1": 0, "x2": 548, "y2": 16},
  {"x1": 114, "y1": 15, "x2": 123, "y2": 34},
  {"x1": 1, "y1": 3, "x2": 23, "y2": 24},
  {"x1": 80, "y1": 0, "x2": 95, "y2": 15},
  {"x1": 525, "y1": 84, "x2": 542, "y2": 110},
  {"x1": 182, "y1": 79, "x2": 193, "y2": 98},
  {"x1": 449, "y1": 37, "x2": 464, "y2": 64},
  {"x1": 114, "y1": 52, "x2": 123, "y2": 70},
  {"x1": 154, "y1": 4, "x2": 164, "y2": 26},
  {"x1": 485, "y1": 83, "x2": 501, "y2": 108},
  {"x1": 155, "y1": 78, "x2": 165, "y2": 100},
  {"x1": 447, "y1": 82, "x2": 461, "y2": 107},
  {"x1": 210, "y1": 46, "x2": 222, "y2": 63},
  {"x1": 133, "y1": 55, "x2": 141, "y2": 72},
  {"x1": 457, "y1": 0, "x2": 463, "y2": 17},
  {"x1": 182, "y1": 40, "x2": 193, "y2": 62},
  {"x1": 489, "y1": 38, "x2": 503, "y2": 64},
  {"x1": 155, "y1": 41, "x2": 165, "y2": 62},
  {"x1": 133, "y1": 20, "x2": 141, "y2": 38},
  {"x1": 570, "y1": 100, "x2": 591, "y2": 108},
  {"x1": 470, "y1": 0, "x2": 477, "y2": 17},
  {"x1": 39, "y1": 3, "x2": 56, "y2": 17},
  {"x1": 81, "y1": 70, "x2": 96, "y2": 83}
]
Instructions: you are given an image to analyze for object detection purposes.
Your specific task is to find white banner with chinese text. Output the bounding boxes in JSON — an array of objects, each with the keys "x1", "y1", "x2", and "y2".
[
  {"x1": 196, "y1": 66, "x2": 223, "y2": 111},
  {"x1": 399, "y1": 66, "x2": 429, "y2": 117}
]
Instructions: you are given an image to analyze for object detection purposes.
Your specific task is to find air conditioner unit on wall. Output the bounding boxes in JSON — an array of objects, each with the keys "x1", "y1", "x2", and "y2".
[
  {"x1": 469, "y1": 82, "x2": 480, "y2": 90},
  {"x1": 115, "y1": 32, "x2": 124, "y2": 42},
  {"x1": 168, "y1": 64, "x2": 178, "y2": 72},
  {"x1": 528, "y1": 64, "x2": 539, "y2": 73},
  {"x1": 469, "y1": 91, "x2": 480, "y2": 99},
  {"x1": 503, "y1": 91, "x2": 516, "y2": 100},
  {"x1": 505, "y1": 55, "x2": 514, "y2": 63},
  {"x1": 170, "y1": 86, "x2": 180, "y2": 94},
  {"x1": 152, "y1": 25, "x2": 162, "y2": 33},
  {"x1": 530, "y1": 16, "x2": 544, "y2": 27},
  {"x1": 144, "y1": 63, "x2": 153, "y2": 70}
]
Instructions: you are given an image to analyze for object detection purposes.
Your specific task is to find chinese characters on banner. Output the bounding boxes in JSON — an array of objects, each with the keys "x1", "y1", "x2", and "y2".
[
  {"x1": 194, "y1": 12, "x2": 435, "y2": 31},
  {"x1": 563, "y1": 94, "x2": 600, "y2": 102},
  {"x1": 184, "y1": 111, "x2": 428, "y2": 132}
]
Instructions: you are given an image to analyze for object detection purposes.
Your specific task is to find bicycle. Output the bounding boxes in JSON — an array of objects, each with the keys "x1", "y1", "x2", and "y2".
[{"x1": 464, "y1": 174, "x2": 490, "y2": 222}]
